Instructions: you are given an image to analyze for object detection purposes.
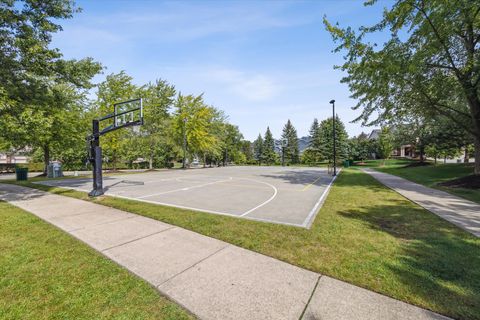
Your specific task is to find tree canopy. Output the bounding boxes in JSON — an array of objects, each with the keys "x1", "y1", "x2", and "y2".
[{"x1": 324, "y1": 0, "x2": 480, "y2": 174}]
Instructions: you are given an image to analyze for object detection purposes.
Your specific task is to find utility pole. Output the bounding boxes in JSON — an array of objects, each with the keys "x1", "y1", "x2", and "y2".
[
  {"x1": 183, "y1": 117, "x2": 187, "y2": 169},
  {"x1": 329, "y1": 99, "x2": 337, "y2": 176}
]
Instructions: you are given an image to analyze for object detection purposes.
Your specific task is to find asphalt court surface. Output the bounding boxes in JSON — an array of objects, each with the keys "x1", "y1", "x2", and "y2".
[{"x1": 36, "y1": 166, "x2": 337, "y2": 228}]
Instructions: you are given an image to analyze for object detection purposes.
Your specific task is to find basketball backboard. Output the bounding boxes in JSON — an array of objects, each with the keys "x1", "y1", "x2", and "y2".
[{"x1": 114, "y1": 98, "x2": 143, "y2": 128}]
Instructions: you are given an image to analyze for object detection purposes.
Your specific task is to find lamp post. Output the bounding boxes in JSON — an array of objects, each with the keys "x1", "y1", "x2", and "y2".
[
  {"x1": 281, "y1": 138, "x2": 287, "y2": 166},
  {"x1": 329, "y1": 99, "x2": 337, "y2": 176},
  {"x1": 182, "y1": 117, "x2": 187, "y2": 169}
]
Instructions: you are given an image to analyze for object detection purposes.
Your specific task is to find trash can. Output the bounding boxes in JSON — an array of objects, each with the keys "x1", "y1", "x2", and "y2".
[
  {"x1": 15, "y1": 167, "x2": 28, "y2": 181},
  {"x1": 343, "y1": 160, "x2": 350, "y2": 168}
]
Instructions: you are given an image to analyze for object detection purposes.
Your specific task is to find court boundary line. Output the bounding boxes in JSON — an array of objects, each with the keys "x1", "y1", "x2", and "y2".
[
  {"x1": 301, "y1": 169, "x2": 341, "y2": 229},
  {"x1": 137, "y1": 177, "x2": 233, "y2": 199},
  {"x1": 239, "y1": 178, "x2": 278, "y2": 217},
  {"x1": 33, "y1": 168, "x2": 339, "y2": 229},
  {"x1": 98, "y1": 193, "x2": 306, "y2": 228}
]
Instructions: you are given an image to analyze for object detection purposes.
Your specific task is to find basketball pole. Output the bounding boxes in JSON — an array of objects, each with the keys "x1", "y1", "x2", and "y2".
[
  {"x1": 88, "y1": 98, "x2": 143, "y2": 197},
  {"x1": 329, "y1": 99, "x2": 337, "y2": 176},
  {"x1": 89, "y1": 119, "x2": 104, "y2": 196}
]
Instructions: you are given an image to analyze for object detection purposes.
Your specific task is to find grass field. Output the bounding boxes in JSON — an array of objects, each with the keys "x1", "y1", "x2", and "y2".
[
  {"x1": 374, "y1": 162, "x2": 480, "y2": 204},
  {"x1": 7, "y1": 168, "x2": 480, "y2": 319},
  {"x1": 0, "y1": 201, "x2": 193, "y2": 320}
]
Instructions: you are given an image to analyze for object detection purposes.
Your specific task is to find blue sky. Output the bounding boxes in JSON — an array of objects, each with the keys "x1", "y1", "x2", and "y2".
[{"x1": 51, "y1": 0, "x2": 393, "y2": 141}]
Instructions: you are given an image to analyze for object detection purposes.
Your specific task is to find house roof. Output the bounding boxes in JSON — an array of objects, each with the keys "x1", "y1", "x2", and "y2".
[{"x1": 368, "y1": 129, "x2": 382, "y2": 140}]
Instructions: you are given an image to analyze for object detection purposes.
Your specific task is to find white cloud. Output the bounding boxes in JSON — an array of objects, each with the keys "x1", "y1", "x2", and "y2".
[{"x1": 207, "y1": 68, "x2": 279, "y2": 101}]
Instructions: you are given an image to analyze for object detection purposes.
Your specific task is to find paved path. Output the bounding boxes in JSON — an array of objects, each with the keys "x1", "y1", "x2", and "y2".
[
  {"x1": 0, "y1": 183, "x2": 449, "y2": 320},
  {"x1": 363, "y1": 169, "x2": 480, "y2": 237}
]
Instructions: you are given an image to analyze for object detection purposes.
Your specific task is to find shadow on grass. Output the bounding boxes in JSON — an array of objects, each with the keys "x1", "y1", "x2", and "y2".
[{"x1": 339, "y1": 202, "x2": 480, "y2": 319}]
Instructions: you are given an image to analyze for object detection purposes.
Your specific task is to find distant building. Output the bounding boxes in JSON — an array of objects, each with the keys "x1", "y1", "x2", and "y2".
[
  {"x1": 0, "y1": 153, "x2": 28, "y2": 164},
  {"x1": 368, "y1": 129, "x2": 416, "y2": 158}
]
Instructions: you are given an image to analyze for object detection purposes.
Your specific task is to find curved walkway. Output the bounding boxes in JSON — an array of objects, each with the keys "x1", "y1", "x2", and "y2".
[
  {"x1": 0, "y1": 183, "x2": 450, "y2": 320},
  {"x1": 363, "y1": 168, "x2": 480, "y2": 237}
]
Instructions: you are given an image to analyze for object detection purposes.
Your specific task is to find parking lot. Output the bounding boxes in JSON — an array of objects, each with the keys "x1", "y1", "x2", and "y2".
[{"x1": 36, "y1": 166, "x2": 337, "y2": 228}]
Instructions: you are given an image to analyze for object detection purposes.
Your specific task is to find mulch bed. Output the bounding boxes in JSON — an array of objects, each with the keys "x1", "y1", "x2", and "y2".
[{"x1": 438, "y1": 175, "x2": 480, "y2": 189}]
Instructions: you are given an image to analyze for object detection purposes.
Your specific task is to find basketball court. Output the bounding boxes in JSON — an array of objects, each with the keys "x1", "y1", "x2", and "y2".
[{"x1": 35, "y1": 166, "x2": 338, "y2": 228}]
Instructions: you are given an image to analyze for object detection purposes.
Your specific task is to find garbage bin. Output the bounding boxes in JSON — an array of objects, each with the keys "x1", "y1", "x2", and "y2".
[
  {"x1": 15, "y1": 167, "x2": 28, "y2": 181},
  {"x1": 343, "y1": 160, "x2": 350, "y2": 168}
]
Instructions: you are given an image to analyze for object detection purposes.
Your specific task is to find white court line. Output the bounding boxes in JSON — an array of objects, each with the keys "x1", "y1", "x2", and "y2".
[
  {"x1": 137, "y1": 177, "x2": 233, "y2": 199},
  {"x1": 301, "y1": 169, "x2": 342, "y2": 229},
  {"x1": 239, "y1": 179, "x2": 278, "y2": 217}
]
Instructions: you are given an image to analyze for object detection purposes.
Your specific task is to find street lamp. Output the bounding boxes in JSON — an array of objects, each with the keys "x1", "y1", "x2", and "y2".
[
  {"x1": 281, "y1": 138, "x2": 287, "y2": 166},
  {"x1": 182, "y1": 117, "x2": 187, "y2": 169},
  {"x1": 329, "y1": 99, "x2": 337, "y2": 176}
]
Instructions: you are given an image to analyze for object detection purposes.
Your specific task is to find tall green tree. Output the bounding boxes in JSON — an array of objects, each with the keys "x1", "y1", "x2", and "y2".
[
  {"x1": 138, "y1": 79, "x2": 176, "y2": 169},
  {"x1": 221, "y1": 123, "x2": 244, "y2": 166},
  {"x1": 325, "y1": 0, "x2": 480, "y2": 174},
  {"x1": 307, "y1": 118, "x2": 322, "y2": 164},
  {"x1": 173, "y1": 94, "x2": 220, "y2": 165},
  {"x1": 1, "y1": 1, "x2": 100, "y2": 117},
  {"x1": 253, "y1": 134, "x2": 264, "y2": 165},
  {"x1": 318, "y1": 116, "x2": 349, "y2": 163},
  {"x1": 0, "y1": 1, "x2": 101, "y2": 173},
  {"x1": 262, "y1": 127, "x2": 276, "y2": 165},
  {"x1": 281, "y1": 119, "x2": 300, "y2": 164}
]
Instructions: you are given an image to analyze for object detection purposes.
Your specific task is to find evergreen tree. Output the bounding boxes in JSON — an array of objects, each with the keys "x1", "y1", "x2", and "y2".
[
  {"x1": 318, "y1": 116, "x2": 349, "y2": 163},
  {"x1": 262, "y1": 127, "x2": 276, "y2": 165},
  {"x1": 253, "y1": 134, "x2": 264, "y2": 165},
  {"x1": 307, "y1": 118, "x2": 321, "y2": 164},
  {"x1": 281, "y1": 120, "x2": 299, "y2": 164}
]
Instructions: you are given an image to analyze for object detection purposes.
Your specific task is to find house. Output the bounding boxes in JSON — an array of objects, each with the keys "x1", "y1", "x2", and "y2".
[
  {"x1": 367, "y1": 129, "x2": 416, "y2": 158},
  {"x1": 0, "y1": 153, "x2": 28, "y2": 164}
]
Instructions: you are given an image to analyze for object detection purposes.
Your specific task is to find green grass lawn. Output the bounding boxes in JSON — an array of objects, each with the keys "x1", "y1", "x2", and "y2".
[
  {"x1": 375, "y1": 162, "x2": 480, "y2": 204},
  {"x1": 0, "y1": 201, "x2": 193, "y2": 320},
  {"x1": 7, "y1": 169, "x2": 480, "y2": 319}
]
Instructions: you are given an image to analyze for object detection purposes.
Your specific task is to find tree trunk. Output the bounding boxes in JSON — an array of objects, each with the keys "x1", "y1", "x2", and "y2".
[
  {"x1": 464, "y1": 147, "x2": 469, "y2": 163},
  {"x1": 434, "y1": 155, "x2": 437, "y2": 165},
  {"x1": 475, "y1": 137, "x2": 480, "y2": 175},
  {"x1": 203, "y1": 154, "x2": 206, "y2": 168},
  {"x1": 419, "y1": 145, "x2": 425, "y2": 162},
  {"x1": 43, "y1": 144, "x2": 50, "y2": 176},
  {"x1": 464, "y1": 89, "x2": 480, "y2": 175}
]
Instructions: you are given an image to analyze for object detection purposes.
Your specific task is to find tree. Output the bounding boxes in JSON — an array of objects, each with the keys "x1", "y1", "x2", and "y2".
[
  {"x1": 240, "y1": 140, "x2": 254, "y2": 163},
  {"x1": 325, "y1": 0, "x2": 480, "y2": 174},
  {"x1": 253, "y1": 134, "x2": 264, "y2": 165},
  {"x1": 0, "y1": 1, "x2": 101, "y2": 173},
  {"x1": 1, "y1": 0, "x2": 74, "y2": 110},
  {"x1": 262, "y1": 127, "x2": 276, "y2": 165},
  {"x1": 318, "y1": 116, "x2": 349, "y2": 163},
  {"x1": 281, "y1": 119, "x2": 300, "y2": 164},
  {"x1": 173, "y1": 94, "x2": 220, "y2": 166},
  {"x1": 221, "y1": 123, "x2": 244, "y2": 166},
  {"x1": 349, "y1": 132, "x2": 370, "y2": 162},
  {"x1": 138, "y1": 79, "x2": 176, "y2": 169},
  {"x1": 307, "y1": 118, "x2": 322, "y2": 164},
  {"x1": 378, "y1": 127, "x2": 394, "y2": 165}
]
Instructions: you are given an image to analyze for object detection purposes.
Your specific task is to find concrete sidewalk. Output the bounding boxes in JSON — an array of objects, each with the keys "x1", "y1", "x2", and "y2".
[
  {"x1": 0, "y1": 183, "x2": 449, "y2": 320},
  {"x1": 363, "y1": 169, "x2": 480, "y2": 237}
]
